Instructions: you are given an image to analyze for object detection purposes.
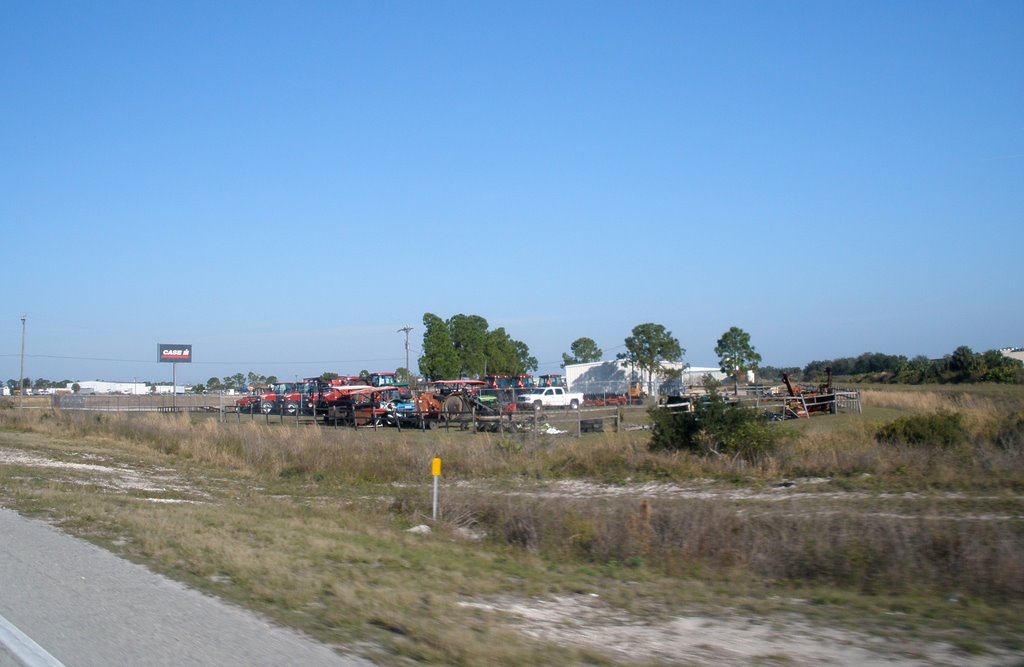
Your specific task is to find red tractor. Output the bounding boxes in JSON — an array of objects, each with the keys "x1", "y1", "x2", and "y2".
[
  {"x1": 277, "y1": 378, "x2": 333, "y2": 416},
  {"x1": 257, "y1": 382, "x2": 302, "y2": 415},
  {"x1": 537, "y1": 374, "x2": 565, "y2": 388},
  {"x1": 234, "y1": 392, "x2": 263, "y2": 414}
]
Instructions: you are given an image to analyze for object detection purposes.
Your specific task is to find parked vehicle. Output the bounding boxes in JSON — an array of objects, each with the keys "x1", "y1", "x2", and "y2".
[
  {"x1": 537, "y1": 374, "x2": 565, "y2": 388},
  {"x1": 277, "y1": 378, "x2": 331, "y2": 416},
  {"x1": 319, "y1": 385, "x2": 399, "y2": 427},
  {"x1": 516, "y1": 386, "x2": 584, "y2": 410},
  {"x1": 259, "y1": 382, "x2": 296, "y2": 414},
  {"x1": 234, "y1": 392, "x2": 262, "y2": 414}
]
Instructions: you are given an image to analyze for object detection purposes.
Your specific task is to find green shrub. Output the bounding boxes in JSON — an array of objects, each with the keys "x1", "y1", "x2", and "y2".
[
  {"x1": 875, "y1": 411, "x2": 968, "y2": 449},
  {"x1": 993, "y1": 414, "x2": 1024, "y2": 453},
  {"x1": 648, "y1": 391, "x2": 781, "y2": 460}
]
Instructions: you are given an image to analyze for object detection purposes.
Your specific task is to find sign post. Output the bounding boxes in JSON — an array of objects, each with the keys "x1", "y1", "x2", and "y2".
[
  {"x1": 158, "y1": 344, "x2": 192, "y2": 411},
  {"x1": 431, "y1": 457, "x2": 441, "y2": 520}
]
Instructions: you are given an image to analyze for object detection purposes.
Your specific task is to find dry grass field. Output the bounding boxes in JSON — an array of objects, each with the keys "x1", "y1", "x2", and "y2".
[{"x1": 1, "y1": 386, "x2": 1022, "y2": 665}]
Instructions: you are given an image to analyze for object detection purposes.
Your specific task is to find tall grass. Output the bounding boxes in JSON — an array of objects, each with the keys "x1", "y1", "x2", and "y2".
[
  {"x1": 438, "y1": 491, "x2": 1024, "y2": 599},
  {"x1": 3, "y1": 393, "x2": 1023, "y2": 600},
  {"x1": 3, "y1": 399, "x2": 1023, "y2": 487}
]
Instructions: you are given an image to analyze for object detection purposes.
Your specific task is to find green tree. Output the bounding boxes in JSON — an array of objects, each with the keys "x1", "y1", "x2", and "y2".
[
  {"x1": 419, "y1": 313, "x2": 460, "y2": 380},
  {"x1": 320, "y1": 372, "x2": 339, "y2": 383},
  {"x1": 485, "y1": 327, "x2": 521, "y2": 375},
  {"x1": 71, "y1": 383, "x2": 81, "y2": 393},
  {"x1": 561, "y1": 337, "x2": 603, "y2": 367},
  {"x1": 714, "y1": 326, "x2": 762, "y2": 395},
  {"x1": 514, "y1": 340, "x2": 538, "y2": 373},
  {"x1": 206, "y1": 377, "x2": 222, "y2": 390},
  {"x1": 419, "y1": 312, "x2": 537, "y2": 379},
  {"x1": 624, "y1": 323, "x2": 683, "y2": 396},
  {"x1": 481, "y1": 328, "x2": 538, "y2": 375},
  {"x1": 449, "y1": 314, "x2": 490, "y2": 377},
  {"x1": 223, "y1": 373, "x2": 246, "y2": 390},
  {"x1": 949, "y1": 345, "x2": 981, "y2": 382},
  {"x1": 979, "y1": 349, "x2": 1023, "y2": 384}
]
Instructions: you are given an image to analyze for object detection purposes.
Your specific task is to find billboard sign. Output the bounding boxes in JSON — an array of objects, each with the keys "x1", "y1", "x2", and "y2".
[{"x1": 158, "y1": 344, "x2": 193, "y2": 363}]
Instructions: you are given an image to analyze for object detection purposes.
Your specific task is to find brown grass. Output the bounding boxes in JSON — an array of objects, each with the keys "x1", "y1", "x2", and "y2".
[{"x1": 2, "y1": 391, "x2": 1023, "y2": 601}]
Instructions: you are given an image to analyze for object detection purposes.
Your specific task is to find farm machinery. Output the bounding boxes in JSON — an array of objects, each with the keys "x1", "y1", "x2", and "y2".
[
  {"x1": 315, "y1": 384, "x2": 401, "y2": 427},
  {"x1": 237, "y1": 371, "x2": 523, "y2": 431},
  {"x1": 392, "y1": 380, "x2": 517, "y2": 431},
  {"x1": 780, "y1": 367, "x2": 836, "y2": 418}
]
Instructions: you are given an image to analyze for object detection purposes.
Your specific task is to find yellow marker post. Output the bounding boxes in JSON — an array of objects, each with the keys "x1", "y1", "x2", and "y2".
[{"x1": 431, "y1": 458, "x2": 441, "y2": 519}]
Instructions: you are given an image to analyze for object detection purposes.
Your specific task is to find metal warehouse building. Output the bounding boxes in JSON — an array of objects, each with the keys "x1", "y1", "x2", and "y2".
[{"x1": 564, "y1": 360, "x2": 726, "y2": 397}]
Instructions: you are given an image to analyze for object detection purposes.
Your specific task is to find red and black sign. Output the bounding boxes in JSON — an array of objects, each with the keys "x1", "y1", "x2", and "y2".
[{"x1": 158, "y1": 344, "x2": 193, "y2": 363}]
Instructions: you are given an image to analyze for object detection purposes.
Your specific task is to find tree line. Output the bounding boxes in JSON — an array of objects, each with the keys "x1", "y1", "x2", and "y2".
[
  {"x1": 759, "y1": 346, "x2": 1023, "y2": 385},
  {"x1": 418, "y1": 313, "x2": 1022, "y2": 389},
  {"x1": 5, "y1": 378, "x2": 71, "y2": 391},
  {"x1": 9, "y1": 327, "x2": 1020, "y2": 396},
  {"x1": 417, "y1": 315, "x2": 693, "y2": 390}
]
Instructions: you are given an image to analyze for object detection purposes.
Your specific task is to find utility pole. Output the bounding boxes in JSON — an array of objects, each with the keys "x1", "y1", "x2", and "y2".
[
  {"x1": 397, "y1": 325, "x2": 413, "y2": 383},
  {"x1": 19, "y1": 315, "x2": 26, "y2": 411}
]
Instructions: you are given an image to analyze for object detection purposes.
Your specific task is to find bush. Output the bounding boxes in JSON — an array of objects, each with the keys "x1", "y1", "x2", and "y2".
[
  {"x1": 993, "y1": 414, "x2": 1024, "y2": 454},
  {"x1": 649, "y1": 391, "x2": 781, "y2": 460},
  {"x1": 875, "y1": 411, "x2": 968, "y2": 449}
]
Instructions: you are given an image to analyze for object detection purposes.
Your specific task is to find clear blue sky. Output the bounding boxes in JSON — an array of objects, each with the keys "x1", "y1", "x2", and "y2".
[{"x1": 3, "y1": 1, "x2": 1022, "y2": 385}]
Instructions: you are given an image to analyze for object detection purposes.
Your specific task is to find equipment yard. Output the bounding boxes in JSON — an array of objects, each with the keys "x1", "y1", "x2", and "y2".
[{"x1": 2, "y1": 385, "x2": 1022, "y2": 666}]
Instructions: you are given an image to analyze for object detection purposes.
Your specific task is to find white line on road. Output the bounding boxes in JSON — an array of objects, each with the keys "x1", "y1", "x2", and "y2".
[{"x1": 0, "y1": 614, "x2": 65, "y2": 667}]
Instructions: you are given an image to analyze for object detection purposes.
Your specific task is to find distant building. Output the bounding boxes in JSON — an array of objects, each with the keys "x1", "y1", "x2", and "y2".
[
  {"x1": 1001, "y1": 347, "x2": 1024, "y2": 364},
  {"x1": 564, "y1": 359, "x2": 725, "y2": 397},
  {"x1": 151, "y1": 384, "x2": 190, "y2": 394},
  {"x1": 66, "y1": 381, "x2": 152, "y2": 395}
]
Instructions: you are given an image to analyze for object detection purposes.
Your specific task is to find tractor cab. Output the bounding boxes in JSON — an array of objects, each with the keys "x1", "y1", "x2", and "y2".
[{"x1": 538, "y1": 374, "x2": 565, "y2": 388}]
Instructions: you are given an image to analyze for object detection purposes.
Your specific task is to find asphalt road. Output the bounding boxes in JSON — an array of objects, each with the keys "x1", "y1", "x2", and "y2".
[{"x1": 0, "y1": 508, "x2": 370, "y2": 666}]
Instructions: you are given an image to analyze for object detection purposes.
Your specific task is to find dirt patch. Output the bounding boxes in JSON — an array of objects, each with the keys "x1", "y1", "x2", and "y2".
[
  {"x1": 452, "y1": 479, "x2": 1024, "y2": 521},
  {"x1": 4, "y1": 446, "x2": 1020, "y2": 664},
  {"x1": 0, "y1": 448, "x2": 202, "y2": 498},
  {"x1": 460, "y1": 595, "x2": 1011, "y2": 666}
]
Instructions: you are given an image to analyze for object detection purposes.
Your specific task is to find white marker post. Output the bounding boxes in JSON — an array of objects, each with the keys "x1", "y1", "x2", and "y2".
[{"x1": 431, "y1": 457, "x2": 441, "y2": 520}]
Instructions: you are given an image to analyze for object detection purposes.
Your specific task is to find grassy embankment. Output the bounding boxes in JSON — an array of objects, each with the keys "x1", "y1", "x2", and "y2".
[{"x1": 1, "y1": 387, "x2": 1022, "y2": 664}]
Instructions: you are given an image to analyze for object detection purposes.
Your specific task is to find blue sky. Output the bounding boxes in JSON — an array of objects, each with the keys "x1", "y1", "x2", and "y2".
[{"x1": 3, "y1": 1, "x2": 1022, "y2": 385}]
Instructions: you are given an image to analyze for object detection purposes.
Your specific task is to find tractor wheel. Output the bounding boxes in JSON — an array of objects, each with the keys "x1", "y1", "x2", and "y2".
[
  {"x1": 261, "y1": 401, "x2": 273, "y2": 414},
  {"x1": 443, "y1": 394, "x2": 466, "y2": 420},
  {"x1": 285, "y1": 402, "x2": 298, "y2": 415}
]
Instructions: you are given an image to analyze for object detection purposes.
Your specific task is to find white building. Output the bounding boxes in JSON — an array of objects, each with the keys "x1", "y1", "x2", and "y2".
[
  {"x1": 151, "y1": 384, "x2": 190, "y2": 395},
  {"x1": 564, "y1": 359, "x2": 726, "y2": 397},
  {"x1": 1001, "y1": 347, "x2": 1024, "y2": 364},
  {"x1": 65, "y1": 381, "x2": 164, "y2": 395}
]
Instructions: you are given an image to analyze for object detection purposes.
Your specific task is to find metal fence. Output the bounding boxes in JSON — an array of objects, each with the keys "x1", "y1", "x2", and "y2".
[
  {"x1": 660, "y1": 389, "x2": 862, "y2": 420},
  {"x1": 51, "y1": 393, "x2": 231, "y2": 413}
]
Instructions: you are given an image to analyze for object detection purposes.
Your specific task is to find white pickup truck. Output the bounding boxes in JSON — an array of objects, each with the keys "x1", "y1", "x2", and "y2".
[{"x1": 516, "y1": 386, "x2": 585, "y2": 410}]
